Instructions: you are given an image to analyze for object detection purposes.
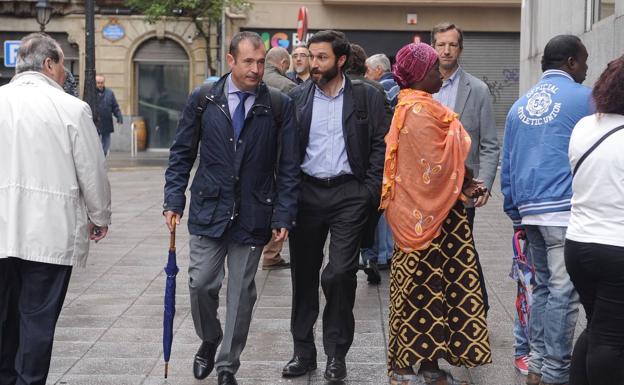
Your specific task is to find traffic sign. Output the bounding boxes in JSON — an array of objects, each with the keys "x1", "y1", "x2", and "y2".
[{"x1": 4, "y1": 40, "x2": 21, "y2": 68}]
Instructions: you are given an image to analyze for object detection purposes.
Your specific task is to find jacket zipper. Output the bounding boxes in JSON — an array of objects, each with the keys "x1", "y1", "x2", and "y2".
[
  {"x1": 205, "y1": 99, "x2": 270, "y2": 221},
  {"x1": 206, "y1": 97, "x2": 237, "y2": 220}
]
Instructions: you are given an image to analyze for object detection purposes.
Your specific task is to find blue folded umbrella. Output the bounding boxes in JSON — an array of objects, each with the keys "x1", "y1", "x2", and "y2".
[{"x1": 163, "y1": 221, "x2": 179, "y2": 378}]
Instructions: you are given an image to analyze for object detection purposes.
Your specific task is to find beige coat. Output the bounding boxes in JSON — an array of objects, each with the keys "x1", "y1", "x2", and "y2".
[{"x1": 0, "y1": 72, "x2": 111, "y2": 267}]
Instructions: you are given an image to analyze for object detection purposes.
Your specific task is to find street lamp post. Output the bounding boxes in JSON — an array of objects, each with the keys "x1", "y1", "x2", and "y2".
[
  {"x1": 83, "y1": 0, "x2": 98, "y2": 124},
  {"x1": 35, "y1": 0, "x2": 53, "y2": 32}
]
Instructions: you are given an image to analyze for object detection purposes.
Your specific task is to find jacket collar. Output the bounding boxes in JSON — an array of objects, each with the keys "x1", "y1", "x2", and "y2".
[
  {"x1": 380, "y1": 72, "x2": 394, "y2": 82},
  {"x1": 209, "y1": 72, "x2": 270, "y2": 106},
  {"x1": 542, "y1": 69, "x2": 574, "y2": 82},
  {"x1": 454, "y1": 67, "x2": 470, "y2": 118},
  {"x1": 266, "y1": 63, "x2": 287, "y2": 77},
  {"x1": 11, "y1": 71, "x2": 64, "y2": 92}
]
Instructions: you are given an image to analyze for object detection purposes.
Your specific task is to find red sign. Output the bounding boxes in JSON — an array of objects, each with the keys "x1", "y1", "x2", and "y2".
[{"x1": 296, "y1": 7, "x2": 309, "y2": 43}]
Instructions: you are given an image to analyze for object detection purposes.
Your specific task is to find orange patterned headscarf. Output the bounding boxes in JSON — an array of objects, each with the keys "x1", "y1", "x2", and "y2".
[{"x1": 380, "y1": 89, "x2": 472, "y2": 252}]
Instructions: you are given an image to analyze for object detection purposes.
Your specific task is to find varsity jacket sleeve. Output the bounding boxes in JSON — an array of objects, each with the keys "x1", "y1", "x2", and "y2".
[{"x1": 500, "y1": 111, "x2": 522, "y2": 228}]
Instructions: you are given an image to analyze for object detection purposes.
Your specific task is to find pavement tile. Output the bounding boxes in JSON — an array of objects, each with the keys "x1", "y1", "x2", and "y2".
[
  {"x1": 53, "y1": 327, "x2": 107, "y2": 343},
  {"x1": 51, "y1": 375, "x2": 147, "y2": 385},
  {"x1": 86, "y1": 342, "x2": 162, "y2": 359},
  {"x1": 46, "y1": 167, "x2": 548, "y2": 385},
  {"x1": 66, "y1": 357, "x2": 156, "y2": 375}
]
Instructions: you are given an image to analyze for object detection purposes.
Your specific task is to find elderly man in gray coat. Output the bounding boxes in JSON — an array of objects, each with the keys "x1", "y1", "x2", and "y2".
[
  {"x1": 259, "y1": 46, "x2": 297, "y2": 271},
  {"x1": 431, "y1": 22, "x2": 500, "y2": 313},
  {"x1": 0, "y1": 33, "x2": 111, "y2": 385},
  {"x1": 263, "y1": 47, "x2": 297, "y2": 93}
]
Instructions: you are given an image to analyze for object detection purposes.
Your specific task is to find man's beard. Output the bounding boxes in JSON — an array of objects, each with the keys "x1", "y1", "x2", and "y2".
[
  {"x1": 295, "y1": 65, "x2": 308, "y2": 75},
  {"x1": 311, "y1": 62, "x2": 339, "y2": 86}
]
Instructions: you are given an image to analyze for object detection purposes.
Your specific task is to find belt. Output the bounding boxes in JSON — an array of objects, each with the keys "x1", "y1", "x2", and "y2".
[{"x1": 302, "y1": 173, "x2": 355, "y2": 188}]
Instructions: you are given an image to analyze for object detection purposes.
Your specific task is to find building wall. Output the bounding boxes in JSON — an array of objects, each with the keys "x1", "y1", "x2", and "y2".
[
  {"x1": 0, "y1": 14, "x2": 208, "y2": 115},
  {"x1": 520, "y1": 0, "x2": 624, "y2": 93},
  {"x1": 243, "y1": 0, "x2": 520, "y2": 32}
]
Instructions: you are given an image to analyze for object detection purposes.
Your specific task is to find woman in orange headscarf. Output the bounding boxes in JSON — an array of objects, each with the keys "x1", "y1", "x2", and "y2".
[{"x1": 383, "y1": 43, "x2": 492, "y2": 385}]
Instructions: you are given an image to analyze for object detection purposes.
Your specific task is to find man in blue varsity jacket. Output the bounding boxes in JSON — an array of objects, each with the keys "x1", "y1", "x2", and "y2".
[{"x1": 501, "y1": 35, "x2": 593, "y2": 385}]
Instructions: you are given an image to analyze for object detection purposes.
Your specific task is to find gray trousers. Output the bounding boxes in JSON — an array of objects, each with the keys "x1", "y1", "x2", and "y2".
[{"x1": 188, "y1": 235, "x2": 263, "y2": 374}]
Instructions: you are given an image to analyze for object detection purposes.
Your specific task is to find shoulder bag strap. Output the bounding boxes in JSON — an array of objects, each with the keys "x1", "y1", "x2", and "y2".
[{"x1": 573, "y1": 124, "x2": 624, "y2": 177}]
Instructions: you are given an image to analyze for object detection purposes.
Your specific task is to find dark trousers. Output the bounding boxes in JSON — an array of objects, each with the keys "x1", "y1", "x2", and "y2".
[
  {"x1": 289, "y1": 178, "x2": 370, "y2": 359},
  {"x1": 0, "y1": 258, "x2": 72, "y2": 385},
  {"x1": 465, "y1": 207, "x2": 489, "y2": 314},
  {"x1": 565, "y1": 240, "x2": 624, "y2": 385}
]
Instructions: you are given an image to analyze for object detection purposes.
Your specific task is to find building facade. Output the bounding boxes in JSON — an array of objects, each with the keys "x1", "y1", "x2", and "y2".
[
  {"x1": 520, "y1": 0, "x2": 622, "y2": 93},
  {"x1": 1, "y1": 0, "x2": 521, "y2": 151},
  {"x1": 231, "y1": 0, "x2": 521, "y2": 136},
  {"x1": 0, "y1": 0, "x2": 211, "y2": 151}
]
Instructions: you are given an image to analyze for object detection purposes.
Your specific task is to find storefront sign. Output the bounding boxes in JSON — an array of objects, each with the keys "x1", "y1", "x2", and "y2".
[{"x1": 103, "y1": 20, "x2": 125, "y2": 42}]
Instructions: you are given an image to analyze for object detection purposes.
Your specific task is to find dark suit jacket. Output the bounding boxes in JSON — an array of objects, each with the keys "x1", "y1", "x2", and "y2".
[
  {"x1": 164, "y1": 74, "x2": 300, "y2": 245},
  {"x1": 288, "y1": 75, "x2": 387, "y2": 204}
]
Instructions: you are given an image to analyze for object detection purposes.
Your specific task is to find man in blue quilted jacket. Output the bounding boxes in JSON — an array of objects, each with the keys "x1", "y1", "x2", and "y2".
[{"x1": 163, "y1": 31, "x2": 299, "y2": 385}]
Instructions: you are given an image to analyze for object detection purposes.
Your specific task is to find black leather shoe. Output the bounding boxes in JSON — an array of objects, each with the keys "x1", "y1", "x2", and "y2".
[
  {"x1": 364, "y1": 260, "x2": 381, "y2": 285},
  {"x1": 282, "y1": 355, "x2": 317, "y2": 377},
  {"x1": 324, "y1": 356, "x2": 347, "y2": 382},
  {"x1": 193, "y1": 341, "x2": 217, "y2": 380},
  {"x1": 218, "y1": 371, "x2": 238, "y2": 385}
]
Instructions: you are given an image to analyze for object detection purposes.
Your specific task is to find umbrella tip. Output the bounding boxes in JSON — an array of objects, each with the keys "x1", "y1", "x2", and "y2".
[{"x1": 164, "y1": 362, "x2": 168, "y2": 379}]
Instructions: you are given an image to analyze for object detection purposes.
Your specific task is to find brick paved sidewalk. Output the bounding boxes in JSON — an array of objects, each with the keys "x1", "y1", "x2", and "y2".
[{"x1": 43, "y1": 166, "x2": 583, "y2": 385}]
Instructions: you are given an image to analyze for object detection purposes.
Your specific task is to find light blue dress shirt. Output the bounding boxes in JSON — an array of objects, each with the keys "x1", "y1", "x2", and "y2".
[
  {"x1": 433, "y1": 67, "x2": 461, "y2": 110},
  {"x1": 226, "y1": 75, "x2": 256, "y2": 118},
  {"x1": 301, "y1": 75, "x2": 353, "y2": 178}
]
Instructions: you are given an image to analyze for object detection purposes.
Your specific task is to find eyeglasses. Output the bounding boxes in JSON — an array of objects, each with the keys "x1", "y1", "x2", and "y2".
[{"x1": 292, "y1": 53, "x2": 309, "y2": 59}]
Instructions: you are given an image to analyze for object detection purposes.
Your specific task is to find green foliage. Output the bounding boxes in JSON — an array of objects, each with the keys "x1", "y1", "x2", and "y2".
[
  {"x1": 125, "y1": 0, "x2": 250, "y2": 74},
  {"x1": 125, "y1": 0, "x2": 250, "y2": 24}
]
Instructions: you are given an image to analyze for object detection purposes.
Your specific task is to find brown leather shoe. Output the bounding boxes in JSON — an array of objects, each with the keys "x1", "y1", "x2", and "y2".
[
  {"x1": 526, "y1": 373, "x2": 541, "y2": 385},
  {"x1": 262, "y1": 258, "x2": 290, "y2": 270}
]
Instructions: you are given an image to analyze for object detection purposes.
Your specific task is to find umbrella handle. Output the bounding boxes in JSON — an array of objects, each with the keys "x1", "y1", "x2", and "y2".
[{"x1": 169, "y1": 217, "x2": 176, "y2": 250}]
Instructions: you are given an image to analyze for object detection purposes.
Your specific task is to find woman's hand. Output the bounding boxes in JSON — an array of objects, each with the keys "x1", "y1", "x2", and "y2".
[{"x1": 462, "y1": 178, "x2": 488, "y2": 198}]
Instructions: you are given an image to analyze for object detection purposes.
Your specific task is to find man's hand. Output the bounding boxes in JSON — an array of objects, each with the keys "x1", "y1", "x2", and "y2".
[
  {"x1": 89, "y1": 222, "x2": 108, "y2": 242},
  {"x1": 515, "y1": 228, "x2": 526, "y2": 240},
  {"x1": 474, "y1": 192, "x2": 490, "y2": 207},
  {"x1": 164, "y1": 210, "x2": 181, "y2": 232},
  {"x1": 272, "y1": 228, "x2": 289, "y2": 242}
]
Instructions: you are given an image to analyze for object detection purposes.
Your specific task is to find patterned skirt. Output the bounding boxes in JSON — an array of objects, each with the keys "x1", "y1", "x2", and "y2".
[{"x1": 387, "y1": 202, "x2": 492, "y2": 376}]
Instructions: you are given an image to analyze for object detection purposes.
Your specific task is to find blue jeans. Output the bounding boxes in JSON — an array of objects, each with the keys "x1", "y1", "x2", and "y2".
[
  {"x1": 514, "y1": 312, "x2": 530, "y2": 357},
  {"x1": 99, "y1": 132, "x2": 111, "y2": 156},
  {"x1": 525, "y1": 225, "x2": 580, "y2": 383},
  {"x1": 360, "y1": 213, "x2": 393, "y2": 265}
]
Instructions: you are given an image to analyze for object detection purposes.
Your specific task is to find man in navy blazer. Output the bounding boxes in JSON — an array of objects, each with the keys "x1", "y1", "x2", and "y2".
[
  {"x1": 163, "y1": 31, "x2": 299, "y2": 385},
  {"x1": 282, "y1": 30, "x2": 386, "y2": 383}
]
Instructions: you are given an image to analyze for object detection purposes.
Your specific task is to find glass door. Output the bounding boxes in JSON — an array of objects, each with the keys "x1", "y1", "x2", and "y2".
[{"x1": 136, "y1": 62, "x2": 189, "y2": 149}]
